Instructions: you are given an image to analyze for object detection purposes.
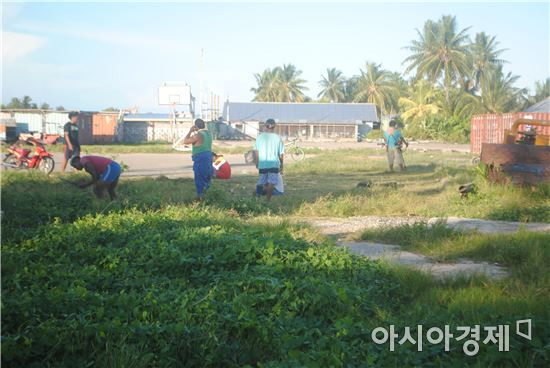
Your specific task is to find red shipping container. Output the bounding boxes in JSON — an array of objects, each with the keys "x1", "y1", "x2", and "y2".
[
  {"x1": 92, "y1": 112, "x2": 118, "y2": 143},
  {"x1": 470, "y1": 112, "x2": 550, "y2": 154}
]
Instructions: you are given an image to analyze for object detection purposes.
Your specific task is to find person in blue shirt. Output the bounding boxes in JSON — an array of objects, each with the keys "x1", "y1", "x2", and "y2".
[
  {"x1": 253, "y1": 118, "x2": 285, "y2": 201},
  {"x1": 383, "y1": 120, "x2": 408, "y2": 171}
]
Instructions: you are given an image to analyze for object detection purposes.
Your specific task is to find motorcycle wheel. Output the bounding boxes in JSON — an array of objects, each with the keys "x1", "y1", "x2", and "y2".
[
  {"x1": 2, "y1": 154, "x2": 17, "y2": 170},
  {"x1": 39, "y1": 156, "x2": 55, "y2": 175}
]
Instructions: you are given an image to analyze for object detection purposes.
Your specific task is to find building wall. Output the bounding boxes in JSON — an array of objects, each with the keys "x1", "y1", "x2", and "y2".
[
  {"x1": 226, "y1": 120, "x2": 360, "y2": 141},
  {"x1": 229, "y1": 121, "x2": 260, "y2": 139},
  {"x1": 0, "y1": 110, "x2": 116, "y2": 145},
  {"x1": 123, "y1": 122, "x2": 149, "y2": 143},
  {"x1": 44, "y1": 112, "x2": 69, "y2": 135},
  {"x1": 121, "y1": 120, "x2": 193, "y2": 143},
  {"x1": 0, "y1": 112, "x2": 17, "y2": 141},
  {"x1": 13, "y1": 112, "x2": 43, "y2": 134},
  {"x1": 148, "y1": 121, "x2": 193, "y2": 142}
]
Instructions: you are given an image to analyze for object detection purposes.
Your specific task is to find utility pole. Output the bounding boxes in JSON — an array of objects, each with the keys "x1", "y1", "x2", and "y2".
[{"x1": 198, "y1": 48, "x2": 204, "y2": 119}]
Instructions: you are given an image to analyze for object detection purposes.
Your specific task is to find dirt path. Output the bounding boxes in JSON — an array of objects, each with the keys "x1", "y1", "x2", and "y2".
[
  {"x1": 305, "y1": 216, "x2": 550, "y2": 236},
  {"x1": 52, "y1": 153, "x2": 254, "y2": 178},
  {"x1": 337, "y1": 241, "x2": 508, "y2": 280},
  {"x1": 302, "y1": 216, "x2": 550, "y2": 280}
]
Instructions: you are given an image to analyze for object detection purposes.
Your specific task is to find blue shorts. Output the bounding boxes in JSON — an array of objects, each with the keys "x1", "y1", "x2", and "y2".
[
  {"x1": 256, "y1": 171, "x2": 284, "y2": 196},
  {"x1": 256, "y1": 185, "x2": 283, "y2": 196},
  {"x1": 100, "y1": 162, "x2": 121, "y2": 183}
]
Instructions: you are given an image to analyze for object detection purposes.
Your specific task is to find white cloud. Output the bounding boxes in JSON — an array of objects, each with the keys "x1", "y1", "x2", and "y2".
[
  {"x1": 16, "y1": 22, "x2": 175, "y2": 49},
  {"x1": 2, "y1": 31, "x2": 45, "y2": 64}
]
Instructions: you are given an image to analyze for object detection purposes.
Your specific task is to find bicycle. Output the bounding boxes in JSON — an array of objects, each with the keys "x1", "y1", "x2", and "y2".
[{"x1": 285, "y1": 138, "x2": 305, "y2": 161}]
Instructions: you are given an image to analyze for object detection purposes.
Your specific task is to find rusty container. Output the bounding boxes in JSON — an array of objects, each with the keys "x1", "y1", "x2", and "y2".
[
  {"x1": 76, "y1": 112, "x2": 94, "y2": 145},
  {"x1": 92, "y1": 112, "x2": 118, "y2": 143},
  {"x1": 470, "y1": 112, "x2": 550, "y2": 154}
]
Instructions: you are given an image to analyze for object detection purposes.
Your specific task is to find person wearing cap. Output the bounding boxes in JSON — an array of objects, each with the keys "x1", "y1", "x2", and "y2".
[
  {"x1": 253, "y1": 118, "x2": 284, "y2": 201},
  {"x1": 62, "y1": 111, "x2": 80, "y2": 172},
  {"x1": 183, "y1": 118, "x2": 213, "y2": 199},
  {"x1": 70, "y1": 155, "x2": 121, "y2": 200}
]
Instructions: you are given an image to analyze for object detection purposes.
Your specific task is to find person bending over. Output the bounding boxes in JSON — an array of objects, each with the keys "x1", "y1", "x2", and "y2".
[
  {"x1": 212, "y1": 152, "x2": 231, "y2": 179},
  {"x1": 70, "y1": 155, "x2": 121, "y2": 200}
]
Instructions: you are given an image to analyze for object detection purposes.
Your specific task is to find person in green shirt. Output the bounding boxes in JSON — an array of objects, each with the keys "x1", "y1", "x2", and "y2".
[{"x1": 183, "y1": 118, "x2": 213, "y2": 199}]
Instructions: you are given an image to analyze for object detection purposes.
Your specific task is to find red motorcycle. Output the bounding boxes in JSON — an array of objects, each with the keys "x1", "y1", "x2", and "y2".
[{"x1": 2, "y1": 137, "x2": 55, "y2": 174}]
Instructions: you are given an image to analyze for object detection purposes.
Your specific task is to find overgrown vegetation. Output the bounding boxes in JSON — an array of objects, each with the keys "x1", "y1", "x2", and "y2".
[{"x1": 2, "y1": 148, "x2": 550, "y2": 366}]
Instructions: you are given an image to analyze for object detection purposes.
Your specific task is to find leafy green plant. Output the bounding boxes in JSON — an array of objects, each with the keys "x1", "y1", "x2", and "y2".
[{"x1": 2, "y1": 165, "x2": 549, "y2": 366}]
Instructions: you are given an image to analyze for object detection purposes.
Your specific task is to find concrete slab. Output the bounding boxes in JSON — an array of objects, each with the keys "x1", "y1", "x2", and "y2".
[{"x1": 337, "y1": 241, "x2": 508, "y2": 280}]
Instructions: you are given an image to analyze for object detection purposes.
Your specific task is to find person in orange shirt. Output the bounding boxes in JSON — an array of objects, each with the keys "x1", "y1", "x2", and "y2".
[{"x1": 212, "y1": 153, "x2": 231, "y2": 179}]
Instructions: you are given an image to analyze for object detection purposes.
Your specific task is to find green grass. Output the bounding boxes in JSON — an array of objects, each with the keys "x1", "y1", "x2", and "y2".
[
  {"x1": 361, "y1": 223, "x2": 550, "y2": 293},
  {"x1": 2, "y1": 148, "x2": 550, "y2": 366},
  {"x1": 216, "y1": 148, "x2": 549, "y2": 222}
]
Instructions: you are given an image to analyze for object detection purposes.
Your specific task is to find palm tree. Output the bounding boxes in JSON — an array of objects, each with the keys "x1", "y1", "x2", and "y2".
[
  {"x1": 344, "y1": 76, "x2": 358, "y2": 102},
  {"x1": 535, "y1": 78, "x2": 550, "y2": 98},
  {"x1": 250, "y1": 68, "x2": 280, "y2": 102},
  {"x1": 398, "y1": 80, "x2": 439, "y2": 126},
  {"x1": 403, "y1": 15, "x2": 471, "y2": 97},
  {"x1": 318, "y1": 68, "x2": 346, "y2": 102},
  {"x1": 528, "y1": 78, "x2": 550, "y2": 104},
  {"x1": 386, "y1": 72, "x2": 408, "y2": 114},
  {"x1": 470, "y1": 32, "x2": 507, "y2": 90},
  {"x1": 436, "y1": 87, "x2": 479, "y2": 120},
  {"x1": 277, "y1": 64, "x2": 308, "y2": 102},
  {"x1": 479, "y1": 65, "x2": 524, "y2": 113},
  {"x1": 353, "y1": 62, "x2": 394, "y2": 113}
]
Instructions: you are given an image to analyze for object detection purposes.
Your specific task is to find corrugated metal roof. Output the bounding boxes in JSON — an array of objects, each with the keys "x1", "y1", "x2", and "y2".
[
  {"x1": 524, "y1": 97, "x2": 550, "y2": 113},
  {"x1": 125, "y1": 113, "x2": 170, "y2": 119},
  {"x1": 123, "y1": 113, "x2": 191, "y2": 122},
  {"x1": 223, "y1": 102, "x2": 379, "y2": 124}
]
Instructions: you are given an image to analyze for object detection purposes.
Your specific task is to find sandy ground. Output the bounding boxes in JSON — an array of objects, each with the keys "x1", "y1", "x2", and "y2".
[
  {"x1": 52, "y1": 153, "x2": 256, "y2": 178},
  {"x1": 49, "y1": 140, "x2": 469, "y2": 177}
]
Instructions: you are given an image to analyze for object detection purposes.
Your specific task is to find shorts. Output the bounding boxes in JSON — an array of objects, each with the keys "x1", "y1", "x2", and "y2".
[
  {"x1": 387, "y1": 147, "x2": 404, "y2": 166},
  {"x1": 64, "y1": 145, "x2": 80, "y2": 160},
  {"x1": 256, "y1": 184, "x2": 284, "y2": 196},
  {"x1": 100, "y1": 162, "x2": 121, "y2": 183},
  {"x1": 256, "y1": 170, "x2": 284, "y2": 196}
]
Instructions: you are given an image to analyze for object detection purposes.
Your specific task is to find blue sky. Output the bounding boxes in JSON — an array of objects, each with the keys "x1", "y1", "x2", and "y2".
[{"x1": 2, "y1": 1, "x2": 549, "y2": 112}]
